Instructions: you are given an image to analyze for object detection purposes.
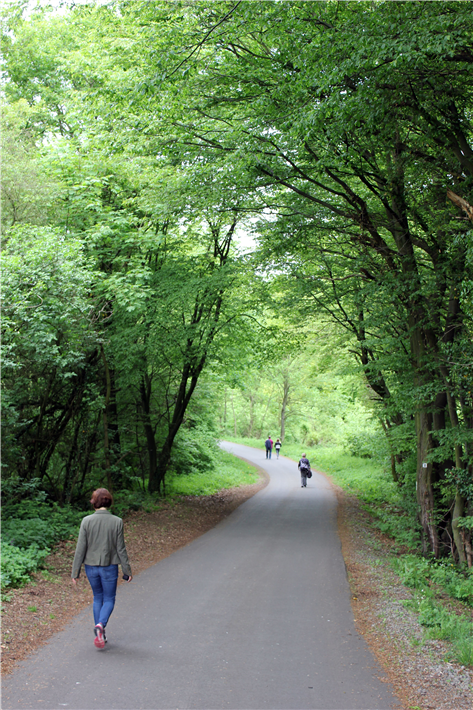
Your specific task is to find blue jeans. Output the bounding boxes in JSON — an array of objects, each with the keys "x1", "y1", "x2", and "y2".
[{"x1": 85, "y1": 564, "x2": 118, "y2": 628}]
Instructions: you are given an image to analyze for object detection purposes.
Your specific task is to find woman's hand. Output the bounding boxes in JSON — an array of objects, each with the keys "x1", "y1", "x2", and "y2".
[
  {"x1": 126, "y1": 575, "x2": 133, "y2": 582},
  {"x1": 71, "y1": 578, "x2": 78, "y2": 586}
]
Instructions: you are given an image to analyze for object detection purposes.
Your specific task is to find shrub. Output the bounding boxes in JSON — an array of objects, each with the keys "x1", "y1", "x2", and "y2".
[
  {"x1": 1, "y1": 500, "x2": 89, "y2": 589},
  {"x1": 343, "y1": 431, "x2": 389, "y2": 460},
  {"x1": 393, "y1": 555, "x2": 473, "y2": 607},
  {"x1": 1, "y1": 542, "x2": 49, "y2": 589},
  {"x1": 403, "y1": 595, "x2": 473, "y2": 666}
]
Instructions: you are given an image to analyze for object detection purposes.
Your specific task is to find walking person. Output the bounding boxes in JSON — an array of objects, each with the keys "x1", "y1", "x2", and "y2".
[
  {"x1": 71, "y1": 488, "x2": 132, "y2": 649},
  {"x1": 265, "y1": 435, "x2": 273, "y2": 459},
  {"x1": 298, "y1": 453, "x2": 312, "y2": 487},
  {"x1": 274, "y1": 438, "x2": 282, "y2": 458}
]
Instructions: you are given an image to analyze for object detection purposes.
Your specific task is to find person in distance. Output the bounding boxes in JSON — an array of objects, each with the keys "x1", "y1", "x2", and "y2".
[
  {"x1": 265, "y1": 435, "x2": 273, "y2": 459},
  {"x1": 298, "y1": 454, "x2": 311, "y2": 488}
]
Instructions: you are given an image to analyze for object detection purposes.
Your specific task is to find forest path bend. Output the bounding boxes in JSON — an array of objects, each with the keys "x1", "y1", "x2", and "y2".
[{"x1": 2, "y1": 442, "x2": 401, "y2": 710}]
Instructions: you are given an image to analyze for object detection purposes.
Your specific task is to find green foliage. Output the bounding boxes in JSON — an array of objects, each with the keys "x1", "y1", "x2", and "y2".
[
  {"x1": 1, "y1": 0, "x2": 472, "y2": 562},
  {"x1": 394, "y1": 555, "x2": 473, "y2": 607},
  {"x1": 1, "y1": 497, "x2": 89, "y2": 589},
  {"x1": 402, "y1": 595, "x2": 473, "y2": 667},
  {"x1": 171, "y1": 423, "x2": 219, "y2": 475},
  {"x1": 0, "y1": 592, "x2": 13, "y2": 614},
  {"x1": 1, "y1": 225, "x2": 99, "y2": 483},
  {"x1": 458, "y1": 516, "x2": 473, "y2": 532},
  {"x1": 343, "y1": 431, "x2": 390, "y2": 461},
  {"x1": 2, "y1": 505, "x2": 87, "y2": 550},
  {"x1": 362, "y1": 504, "x2": 421, "y2": 550},
  {"x1": 1, "y1": 542, "x2": 49, "y2": 589},
  {"x1": 0, "y1": 476, "x2": 48, "y2": 505},
  {"x1": 394, "y1": 553, "x2": 473, "y2": 665},
  {"x1": 444, "y1": 468, "x2": 473, "y2": 503},
  {"x1": 0, "y1": 100, "x2": 60, "y2": 231}
]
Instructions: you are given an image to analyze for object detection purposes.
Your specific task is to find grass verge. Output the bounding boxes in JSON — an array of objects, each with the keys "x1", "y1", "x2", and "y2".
[{"x1": 165, "y1": 449, "x2": 260, "y2": 497}]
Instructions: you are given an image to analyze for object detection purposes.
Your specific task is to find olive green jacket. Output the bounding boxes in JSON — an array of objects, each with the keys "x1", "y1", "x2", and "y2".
[{"x1": 71, "y1": 509, "x2": 132, "y2": 579}]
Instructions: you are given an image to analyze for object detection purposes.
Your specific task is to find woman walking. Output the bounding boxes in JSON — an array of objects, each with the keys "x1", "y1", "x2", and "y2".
[
  {"x1": 71, "y1": 488, "x2": 132, "y2": 649},
  {"x1": 274, "y1": 438, "x2": 282, "y2": 458},
  {"x1": 298, "y1": 454, "x2": 311, "y2": 488}
]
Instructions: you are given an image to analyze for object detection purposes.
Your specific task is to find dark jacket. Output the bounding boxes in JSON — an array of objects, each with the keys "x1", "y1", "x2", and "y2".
[
  {"x1": 71, "y1": 509, "x2": 132, "y2": 579},
  {"x1": 298, "y1": 457, "x2": 311, "y2": 471},
  {"x1": 265, "y1": 438, "x2": 273, "y2": 449}
]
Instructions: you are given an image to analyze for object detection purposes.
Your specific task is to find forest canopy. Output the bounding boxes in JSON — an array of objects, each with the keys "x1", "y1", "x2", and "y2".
[{"x1": 1, "y1": 0, "x2": 473, "y2": 564}]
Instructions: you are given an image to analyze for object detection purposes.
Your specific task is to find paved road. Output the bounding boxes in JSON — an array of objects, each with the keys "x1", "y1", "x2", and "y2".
[{"x1": 2, "y1": 443, "x2": 401, "y2": 710}]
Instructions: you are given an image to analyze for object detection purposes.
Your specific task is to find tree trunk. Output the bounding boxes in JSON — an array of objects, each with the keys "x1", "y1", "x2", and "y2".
[
  {"x1": 416, "y1": 408, "x2": 440, "y2": 557},
  {"x1": 280, "y1": 375, "x2": 290, "y2": 441},
  {"x1": 108, "y1": 367, "x2": 122, "y2": 489},
  {"x1": 452, "y1": 491, "x2": 466, "y2": 564},
  {"x1": 231, "y1": 394, "x2": 237, "y2": 436},
  {"x1": 140, "y1": 375, "x2": 158, "y2": 492},
  {"x1": 100, "y1": 345, "x2": 113, "y2": 492},
  {"x1": 77, "y1": 412, "x2": 101, "y2": 499},
  {"x1": 150, "y1": 363, "x2": 205, "y2": 494},
  {"x1": 62, "y1": 418, "x2": 81, "y2": 504},
  {"x1": 378, "y1": 418, "x2": 399, "y2": 484},
  {"x1": 438, "y1": 367, "x2": 467, "y2": 563},
  {"x1": 248, "y1": 393, "x2": 255, "y2": 438}
]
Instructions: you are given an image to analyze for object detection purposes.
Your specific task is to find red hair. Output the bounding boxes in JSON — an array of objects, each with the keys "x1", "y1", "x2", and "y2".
[{"x1": 90, "y1": 488, "x2": 113, "y2": 509}]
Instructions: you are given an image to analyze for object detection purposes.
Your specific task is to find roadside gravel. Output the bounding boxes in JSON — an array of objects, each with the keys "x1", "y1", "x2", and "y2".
[{"x1": 337, "y1": 486, "x2": 473, "y2": 710}]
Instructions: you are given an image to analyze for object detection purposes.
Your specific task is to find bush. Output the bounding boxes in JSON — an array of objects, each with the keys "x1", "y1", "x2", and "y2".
[
  {"x1": 362, "y1": 503, "x2": 422, "y2": 550},
  {"x1": 171, "y1": 424, "x2": 219, "y2": 474},
  {"x1": 403, "y1": 594, "x2": 473, "y2": 666},
  {"x1": 2, "y1": 501, "x2": 88, "y2": 549},
  {"x1": 0, "y1": 476, "x2": 48, "y2": 505},
  {"x1": 1, "y1": 542, "x2": 49, "y2": 589},
  {"x1": 343, "y1": 431, "x2": 389, "y2": 460},
  {"x1": 1, "y1": 499, "x2": 89, "y2": 589},
  {"x1": 2, "y1": 518, "x2": 57, "y2": 549},
  {"x1": 393, "y1": 555, "x2": 473, "y2": 607}
]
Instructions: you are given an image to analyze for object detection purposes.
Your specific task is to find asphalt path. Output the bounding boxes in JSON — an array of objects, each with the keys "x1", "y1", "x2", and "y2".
[{"x1": 2, "y1": 442, "x2": 401, "y2": 710}]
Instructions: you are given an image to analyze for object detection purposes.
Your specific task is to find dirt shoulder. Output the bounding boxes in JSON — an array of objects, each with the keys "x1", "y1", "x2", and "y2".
[
  {"x1": 336, "y1": 483, "x2": 473, "y2": 710},
  {"x1": 1, "y1": 473, "x2": 268, "y2": 676}
]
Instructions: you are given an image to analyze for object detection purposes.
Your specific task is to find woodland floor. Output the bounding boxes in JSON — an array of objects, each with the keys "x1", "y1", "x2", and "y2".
[{"x1": 2, "y1": 469, "x2": 473, "y2": 710}]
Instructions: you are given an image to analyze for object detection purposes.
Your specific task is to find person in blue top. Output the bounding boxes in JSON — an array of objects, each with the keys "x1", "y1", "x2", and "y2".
[{"x1": 264, "y1": 435, "x2": 273, "y2": 459}]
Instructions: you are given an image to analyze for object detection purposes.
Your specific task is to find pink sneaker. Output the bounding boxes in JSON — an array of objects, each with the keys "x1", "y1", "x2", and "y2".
[{"x1": 94, "y1": 623, "x2": 105, "y2": 649}]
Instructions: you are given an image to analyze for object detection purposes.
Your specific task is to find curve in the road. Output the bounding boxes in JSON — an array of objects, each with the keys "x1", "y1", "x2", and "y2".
[{"x1": 2, "y1": 442, "x2": 401, "y2": 710}]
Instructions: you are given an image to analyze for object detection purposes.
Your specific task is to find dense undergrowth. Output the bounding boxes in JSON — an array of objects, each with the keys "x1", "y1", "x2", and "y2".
[
  {"x1": 225, "y1": 437, "x2": 473, "y2": 666},
  {"x1": 1, "y1": 449, "x2": 259, "y2": 591}
]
